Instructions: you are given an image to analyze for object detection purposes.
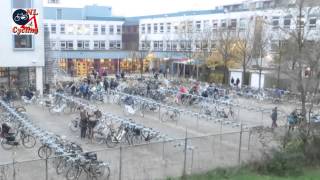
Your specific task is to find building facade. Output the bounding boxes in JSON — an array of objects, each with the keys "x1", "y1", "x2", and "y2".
[{"x1": 0, "y1": 0, "x2": 44, "y2": 93}]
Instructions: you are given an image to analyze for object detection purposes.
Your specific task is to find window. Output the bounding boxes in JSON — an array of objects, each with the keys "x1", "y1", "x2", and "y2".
[
  {"x1": 160, "y1": 23, "x2": 164, "y2": 33},
  {"x1": 210, "y1": 41, "x2": 216, "y2": 50},
  {"x1": 195, "y1": 41, "x2": 201, "y2": 50},
  {"x1": 272, "y1": 17, "x2": 280, "y2": 29},
  {"x1": 100, "y1": 41, "x2": 106, "y2": 49},
  {"x1": 180, "y1": 41, "x2": 186, "y2": 51},
  {"x1": 67, "y1": 24, "x2": 74, "y2": 35},
  {"x1": 44, "y1": 24, "x2": 49, "y2": 32},
  {"x1": 141, "y1": 24, "x2": 146, "y2": 34},
  {"x1": 186, "y1": 41, "x2": 192, "y2": 51},
  {"x1": 203, "y1": 20, "x2": 209, "y2": 31},
  {"x1": 94, "y1": 41, "x2": 99, "y2": 49},
  {"x1": 212, "y1": 20, "x2": 218, "y2": 30},
  {"x1": 101, "y1": 25, "x2": 106, "y2": 35},
  {"x1": 284, "y1": 16, "x2": 291, "y2": 29},
  {"x1": 166, "y1": 41, "x2": 172, "y2": 51},
  {"x1": 221, "y1": 19, "x2": 227, "y2": 28},
  {"x1": 66, "y1": 41, "x2": 73, "y2": 50},
  {"x1": 172, "y1": 41, "x2": 178, "y2": 51},
  {"x1": 84, "y1": 41, "x2": 90, "y2": 49},
  {"x1": 230, "y1": 19, "x2": 237, "y2": 29},
  {"x1": 239, "y1": 19, "x2": 246, "y2": 30},
  {"x1": 60, "y1": 41, "x2": 66, "y2": 49},
  {"x1": 153, "y1": 41, "x2": 163, "y2": 51},
  {"x1": 93, "y1": 25, "x2": 98, "y2": 35},
  {"x1": 51, "y1": 24, "x2": 56, "y2": 34},
  {"x1": 296, "y1": 16, "x2": 305, "y2": 30},
  {"x1": 57, "y1": 9, "x2": 62, "y2": 20},
  {"x1": 166, "y1": 23, "x2": 171, "y2": 33},
  {"x1": 0, "y1": 68, "x2": 9, "y2": 78},
  {"x1": 271, "y1": 40, "x2": 279, "y2": 52},
  {"x1": 13, "y1": 0, "x2": 31, "y2": 8},
  {"x1": 174, "y1": 25, "x2": 178, "y2": 33},
  {"x1": 116, "y1": 25, "x2": 121, "y2": 34},
  {"x1": 109, "y1": 25, "x2": 114, "y2": 35},
  {"x1": 60, "y1": 24, "x2": 65, "y2": 34},
  {"x1": 77, "y1": 40, "x2": 84, "y2": 49},
  {"x1": 84, "y1": 24, "x2": 90, "y2": 35},
  {"x1": 196, "y1": 21, "x2": 201, "y2": 32},
  {"x1": 202, "y1": 41, "x2": 208, "y2": 50},
  {"x1": 141, "y1": 41, "x2": 150, "y2": 50},
  {"x1": 14, "y1": 35, "x2": 32, "y2": 49},
  {"x1": 154, "y1": 23, "x2": 158, "y2": 33},
  {"x1": 147, "y1": 24, "x2": 151, "y2": 33},
  {"x1": 109, "y1": 40, "x2": 121, "y2": 49},
  {"x1": 309, "y1": 17, "x2": 317, "y2": 30}
]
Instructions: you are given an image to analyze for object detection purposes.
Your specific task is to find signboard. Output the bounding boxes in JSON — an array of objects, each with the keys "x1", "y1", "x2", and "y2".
[{"x1": 12, "y1": 8, "x2": 39, "y2": 35}]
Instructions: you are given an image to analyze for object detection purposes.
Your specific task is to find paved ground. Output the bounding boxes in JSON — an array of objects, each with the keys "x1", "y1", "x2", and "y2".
[{"x1": 0, "y1": 93, "x2": 299, "y2": 180}]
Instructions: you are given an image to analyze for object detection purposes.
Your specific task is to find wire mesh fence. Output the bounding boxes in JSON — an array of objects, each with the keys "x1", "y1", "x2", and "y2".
[{"x1": 0, "y1": 130, "x2": 266, "y2": 180}]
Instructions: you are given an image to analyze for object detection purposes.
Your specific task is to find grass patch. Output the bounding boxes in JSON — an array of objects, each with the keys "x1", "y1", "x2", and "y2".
[{"x1": 168, "y1": 167, "x2": 320, "y2": 180}]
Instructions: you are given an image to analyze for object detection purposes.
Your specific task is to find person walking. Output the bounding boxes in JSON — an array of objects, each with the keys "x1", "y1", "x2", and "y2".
[
  {"x1": 271, "y1": 107, "x2": 278, "y2": 129},
  {"x1": 79, "y1": 107, "x2": 88, "y2": 139}
]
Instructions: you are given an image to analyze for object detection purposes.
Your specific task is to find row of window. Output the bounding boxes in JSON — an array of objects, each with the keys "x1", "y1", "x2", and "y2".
[
  {"x1": 44, "y1": 24, "x2": 122, "y2": 35},
  {"x1": 140, "y1": 40, "x2": 216, "y2": 51},
  {"x1": 50, "y1": 40, "x2": 122, "y2": 50},
  {"x1": 140, "y1": 19, "x2": 247, "y2": 34},
  {"x1": 272, "y1": 16, "x2": 317, "y2": 30}
]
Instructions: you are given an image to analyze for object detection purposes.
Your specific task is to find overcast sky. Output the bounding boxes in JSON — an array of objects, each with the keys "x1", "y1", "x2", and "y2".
[{"x1": 45, "y1": 0, "x2": 243, "y2": 16}]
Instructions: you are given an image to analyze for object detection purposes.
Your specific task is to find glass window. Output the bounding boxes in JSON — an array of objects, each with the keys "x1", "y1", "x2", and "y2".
[
  {"x1": 44, "y1": 24, "x2": 49, "y2": 32},
  {"x1": 12, "y1": 0, "x2": 31, "y2": 8},
  {"x1": 48, "y1": 0, "x2": 59, "y2": 3},
  {"x1": 14, "y1": 35, "x2": 32, "y2": 49},
  {"x1": 67, "y1": 41, "x2": 73, "y2": 50},
  {"x1": 187, "y1": 21, "x2": 193, "y2": 32},
  {"x1": 77, "y1": 40, "x2": 84, "y2": 49},
  {"x1": 93, "y1": 25, "x2": 98, "y2": 35},
  {"x1": 94, "y1": 41, "x2": 99, "y2": 49},
  {"x1": 166, "y1": 23, "x2": 171, "y2": 33},
  {"x1": 60, "y1": 41, "x2": 66, "y2": 49},
  {"x1": 166, "y1": 41, "x2": 171, "y2": 51},
  {"x1": 101, "y1": 25, "x2": 106, "y2": 35},
  {"x1": 221, "y1": 19, "x2": 227, "y2": 28},
  {"x1": 116, "y1": 41, "x2": 121, "y2": 49},
  {"x1": 172, "y1": 41, "x2": 178, "y2": 50},
  {"x1": 100, "y1": 41, "x2": 106, "y2": 49},
  {"x1": 239, "y1": 19, "x2": 246, "y2": 30},
  {"x1": 284, "y1": 16, "x2": 291, "y2": 29},
  {"x1": 77, "y1": 24, "x2": 83, "y2": 35},
  {"x1": 116, "y1": 25, "x2": 121, "y2": 34},
  {"x1": 51, "y1": 24, "x2": 56, "y2": 34},
  {"x1": 141, "y1": 24, "x2": 145, "y2": 34},
  {"x1": 50, "y1": 40, "x2": 56, "y2": 50},
  {"x1": 84, "y1": 41, "x2": 90, "y2": 49},
  {"x1": 180, "y1": 41, "x2": 186, "y2": 50},
  {"x1": 109, "y1": 25, "x2": 114, "y2": 35},
  {"x1": 147, "y1": 24, "x2": 151, "y2": 33},
  {"x1": 60, "y1": 24, "x2": 65, "y2": 34},
  {"x1": 196, "y1": 21, "x2": 201, "y2": 32},
  {"x1": 212, "y1": 20, "x2": 218, "y2": 30},
  {"x1": 309, "y1": 17, "x2": 317, "y2": 30},
  {"x1": 297, "y1": 16, "x2": 305, "y2": 30},
  {"x1": 272, "y1": 17, "x2": 280, "y2": 29},
  {"x1": 230, "y1": 19, "x2": 237, "y2": 29},
  {"x1": 154, "y1": 23, "x2": 158, "y2": 33},
  {"x1": 160, "y1": 23, "x2": 164, "y2": 33}
]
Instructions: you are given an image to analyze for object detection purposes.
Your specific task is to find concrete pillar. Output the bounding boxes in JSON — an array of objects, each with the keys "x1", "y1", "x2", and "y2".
[{"x1": 36, "y1": 66, "x2": 43, "y2": 95}]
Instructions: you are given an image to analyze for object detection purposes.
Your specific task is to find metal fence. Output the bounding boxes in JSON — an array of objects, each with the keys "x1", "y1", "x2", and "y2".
[{"x1": 0, "y1": 130, "x2": 266, "y2": 180}]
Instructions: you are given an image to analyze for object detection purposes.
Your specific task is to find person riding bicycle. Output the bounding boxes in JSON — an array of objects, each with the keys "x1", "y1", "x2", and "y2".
[{"x1": 177, "y1": 86, "x2": 188, "y2": 103}]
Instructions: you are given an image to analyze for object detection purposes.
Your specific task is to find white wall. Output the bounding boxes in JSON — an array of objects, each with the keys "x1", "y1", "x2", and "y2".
[
  {"x1": 250, "y1": 72, "x2": 265, "y2": 89},
  {"x1": 0, "y1": 0, "x2": 44, "y2": 67},
  {"x1": 230, "y1": 71, "x2": 242, "y2": 86}
]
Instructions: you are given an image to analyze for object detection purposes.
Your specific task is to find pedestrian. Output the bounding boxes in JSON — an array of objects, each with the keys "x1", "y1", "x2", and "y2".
[
  {"x1": 236, "y1": 78, "x2": 240, "y2": 88},
  {"x1": 103, "y1": 78, "x2": 109, "y2": 92},
  {"x1": 87, "y1": 110, "x2": 101, "y2": 140},
  {"x1": 79, "y1": 107, "x2": 88, "y2": 139},
  {"x1": 231, "y1": 77, "x2": 235, "y2": 86},
  {"x1": 271, "y1": 107, "x2": 278, "y2": 129}
]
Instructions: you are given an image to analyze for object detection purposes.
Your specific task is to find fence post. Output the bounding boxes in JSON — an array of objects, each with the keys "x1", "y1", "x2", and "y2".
[
  {"x1": 238, "y1": 124, "x2": 243, "y2": 165},
  {"x1": 119, "y1": 146, "x2": 122, "y2": 180},
  {"x1": 182, "y1": 129, "x2": 188, "y2": 179}
]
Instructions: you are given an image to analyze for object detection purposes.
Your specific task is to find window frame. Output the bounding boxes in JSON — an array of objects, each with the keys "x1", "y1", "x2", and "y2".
[{"x1": 13, "y1": 35, "x2": 34, "y2": 50}]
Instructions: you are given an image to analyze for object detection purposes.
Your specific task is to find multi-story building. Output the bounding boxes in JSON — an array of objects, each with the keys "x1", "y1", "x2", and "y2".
[
  {"x1": 44, "y1": 5, "x2": 126, "y2": 77},
  {"x1": 0, "y1": 0, "x2": 44, "y2": 93}
]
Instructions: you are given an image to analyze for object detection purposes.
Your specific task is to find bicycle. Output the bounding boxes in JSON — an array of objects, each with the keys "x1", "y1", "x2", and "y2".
[{"x1": 161, "y1": 109, "x2": 180, "y2": 122}]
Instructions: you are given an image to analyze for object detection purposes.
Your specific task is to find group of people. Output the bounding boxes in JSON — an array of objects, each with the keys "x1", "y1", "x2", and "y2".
[
  {"x1": 230, "y1": 77, "x2": 241, "y2": 88},
  {"x1": 270, "y1": 107, "x2": 302, "y2": 131},
  {"x1": 79, "y1": 107, "x2": 102, "y2": 139}
]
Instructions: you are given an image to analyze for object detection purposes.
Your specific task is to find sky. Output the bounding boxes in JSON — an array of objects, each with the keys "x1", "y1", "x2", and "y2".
[{"x1": 45, "y1": 0, "x2": 243, "y2": 16}]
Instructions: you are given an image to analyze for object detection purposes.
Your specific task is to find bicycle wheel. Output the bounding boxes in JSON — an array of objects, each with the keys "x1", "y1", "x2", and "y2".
[
  {"x1": 22, "y1": 135, "x2": 36, "y2": 148},
  {"x1": 131, "y1": 135, "x2": 142, "y2": 145},
  {"x1": 38, "y1": 145, "x2": 52, "y2": 159},
  {"x1": 105, "y1": 134, "x2": 118, "y2": 148},
  {"x1": 66, "y1": 165, "x2": 80, "y2": 180},
  {"x1": 1, "y1": 139, "x2": 14, "y2": 150},
  {"x1": 93, "y1": 132, "x2": 105, "y2": 145}
]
